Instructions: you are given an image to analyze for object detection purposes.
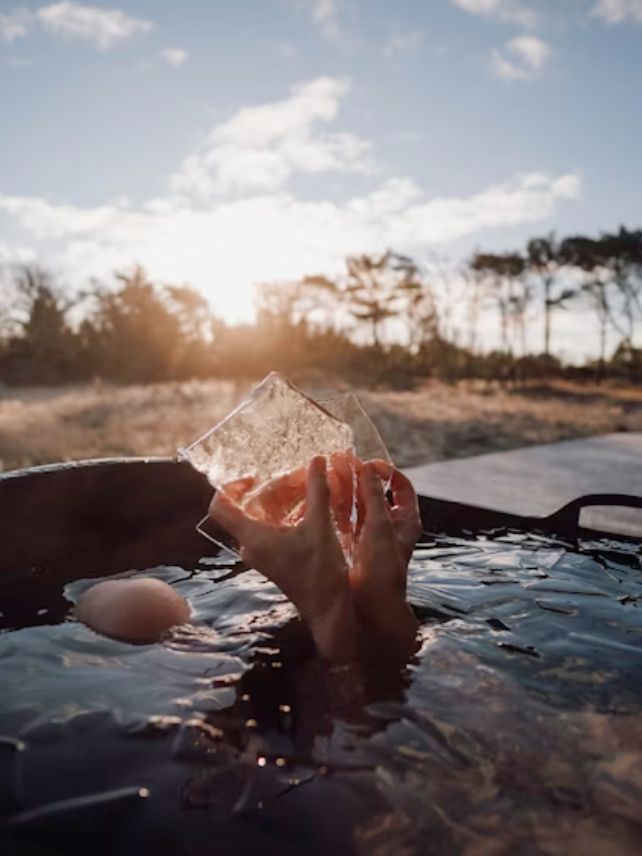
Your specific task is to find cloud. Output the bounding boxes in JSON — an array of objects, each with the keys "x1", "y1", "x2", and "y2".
[
  {"x1": 160, "y1": 47, "x2": 188, "y2": 67},
  {"x1": 492, "y1": 35, "x2": 551, "y2": 80},
  {"x1": 304, "y1": 0, "x2": 342, "y2": 39},
  {"x1": 383, "y1": 30, "x2": 424, "y2": 58},
  {"x1": 171, "y1": 77, "x2": 375, "y2": 198},
  {"x1": 591, "y1": 0, "x2": 642, "y2": 23},
  {"x1": 450, "y1": 0, "x2": 537, "y2": 28},
  {"x1": 0, "y1": 9, "x2": 32, "y2": 42},
  {"x1": 0, "y1": 78, "x2": 580, "y2": 321},
  {"x1": 0, "y1": 172, "x2": 580, "y2": 319},
  {"x1": 36, "y1": 2, "x2": 153, "y2": 49}
]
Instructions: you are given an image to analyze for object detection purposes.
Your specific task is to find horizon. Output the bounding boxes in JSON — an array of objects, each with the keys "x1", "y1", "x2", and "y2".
[{"x1": 1, "y1": 0, "x2": 641, "y2": 360}]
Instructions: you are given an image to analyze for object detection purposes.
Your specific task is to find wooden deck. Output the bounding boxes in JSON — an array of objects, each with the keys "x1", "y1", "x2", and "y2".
[{"x1": 404, "y1": 433, "x2": 642, "y2": 536}]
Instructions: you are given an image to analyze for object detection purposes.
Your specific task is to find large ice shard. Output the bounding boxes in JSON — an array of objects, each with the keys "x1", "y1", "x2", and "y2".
[{"x1": 180, "y1": 373, "x2": 357, "y2": 560}]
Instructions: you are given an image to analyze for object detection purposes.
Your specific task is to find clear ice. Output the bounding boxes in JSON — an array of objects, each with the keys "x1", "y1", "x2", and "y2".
[
  {"x1": 316, "y1": 392, "x2": 392, "y2": 465},
  {"x1": 181, "y1": 373, "x2": 358, "y2": 560}
]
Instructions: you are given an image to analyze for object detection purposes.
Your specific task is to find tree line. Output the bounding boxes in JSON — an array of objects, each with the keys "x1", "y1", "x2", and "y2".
[{"x1": 0, "y1": 226, "x2": 640, "y2": 387}]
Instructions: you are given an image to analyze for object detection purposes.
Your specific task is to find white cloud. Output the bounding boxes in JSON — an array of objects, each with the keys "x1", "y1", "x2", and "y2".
[
  {"x1": 591, "y1": 0, "x2": 642, "y2": 23},
  {"x1": 346, "y1": 172, "x2": 580, "y2": 245},
  {"x1": 304, "y1": 0, "x2": 342, "y2": 39},
  {"x1": 0, "y1": 172, "x2": 580, "y2": 320},
  {"x1": 510, "y1": 35, "x2": 550, "y2": 68},
  {"x1": 383, "y1": 30, "x2": 424, "y2": 58},
  {"x1": 36, "y1": 2, "x2": 153, "y2": 49},
  {"x1": 160, "y1": 47, "x2": 188, "y2": 67},
  {"x1": 450, "y1": 0, "x2": 537, "y2": 27},
  {"x1": 0, "y1": 242, "x2": 36, "y2": 266},
  {"x1": 0, "y1": 9, "x2": 32, "y2": 42},
  {"x1": 492, "y1": 35, "x2": 551, "y2": 80},
  {"x1": 0, "y1": 78, "x2": 580, "y2": 322},
  {"x1": 171, "y1": 77, "x2": 375, "y2": 198}
]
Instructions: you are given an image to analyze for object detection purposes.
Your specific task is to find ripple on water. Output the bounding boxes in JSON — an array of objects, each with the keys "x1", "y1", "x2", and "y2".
[{"x1": 1, "y1": 533, "x2": 641, "y2": 854}]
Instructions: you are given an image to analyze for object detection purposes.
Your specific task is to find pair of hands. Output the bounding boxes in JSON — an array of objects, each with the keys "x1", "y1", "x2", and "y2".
[{"x1": 209, "y1": 455, "x2": 421, "y2": 667}]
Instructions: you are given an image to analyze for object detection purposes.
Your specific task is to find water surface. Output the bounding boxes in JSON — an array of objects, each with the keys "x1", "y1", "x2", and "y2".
[{"x1": 1, "y1": 531, "x2": 641, "y2": 855}]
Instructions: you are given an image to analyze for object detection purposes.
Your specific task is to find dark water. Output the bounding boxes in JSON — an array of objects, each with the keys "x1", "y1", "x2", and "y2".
[{"x1": 1, "y1": 531, "x2": 642, "y2": 855}]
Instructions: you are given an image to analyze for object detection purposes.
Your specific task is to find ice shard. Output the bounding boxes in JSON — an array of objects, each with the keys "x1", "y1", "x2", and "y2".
[{"x1": 180, "y1": 373, "x2": 357, "y2": 560}]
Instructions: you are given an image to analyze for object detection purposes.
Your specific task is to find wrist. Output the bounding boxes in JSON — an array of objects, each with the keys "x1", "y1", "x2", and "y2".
[
  {"x1": 357, "y1": 598, "x2": 418, "y2": 663},
  {"x1": 308, "y1": 589, "x2": 360, "y2": 665}
]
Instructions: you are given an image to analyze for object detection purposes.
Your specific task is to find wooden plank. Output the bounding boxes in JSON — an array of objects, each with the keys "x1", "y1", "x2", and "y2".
[{"x1": 404, "y1": 433, "x2": 642, "y2": 536}]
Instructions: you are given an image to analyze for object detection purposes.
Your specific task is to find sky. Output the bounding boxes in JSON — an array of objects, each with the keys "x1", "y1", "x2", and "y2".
[{"x1": 0, "y1": 0, "x2": 641, "y2": 360}]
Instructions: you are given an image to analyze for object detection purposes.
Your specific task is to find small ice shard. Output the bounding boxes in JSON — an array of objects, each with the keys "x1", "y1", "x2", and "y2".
[
  {"x1": 316, "y1": 392, "x2": 391, "y2": 464},
  {"x1": 180, "y1": 373, "x2": 357, "y2": 560}
]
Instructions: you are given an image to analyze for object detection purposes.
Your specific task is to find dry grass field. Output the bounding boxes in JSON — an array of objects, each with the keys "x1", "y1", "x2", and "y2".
[{"x1": 0, "y1": 378, "x2": 641, "y2": 473}]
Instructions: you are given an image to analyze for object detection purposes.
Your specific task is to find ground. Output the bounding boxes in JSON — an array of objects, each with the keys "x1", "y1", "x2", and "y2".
[{"x1": 0, "y1": 378, "x2": 641, "y2": 472}]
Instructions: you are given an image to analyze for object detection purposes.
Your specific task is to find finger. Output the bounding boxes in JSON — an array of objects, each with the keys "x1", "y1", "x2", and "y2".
[
  {"x1": 266, "y1": 467, "x2": 307, "y2": 492},
  {"x1": 303, "y1": 456, "x2": 331, "y2": 525},
  {"x1": 247, "y1": 469, "x2": 306, "y2": 524},
  {"x1": 389, "y1": 469, "x2": 418, "y2": 515},
  {"x1": 368, "y1": 458, "x2": 393, "y2": 484},
  {"x1": 330, "y1": 449, "x2": 362, "y2": 480},
  {"x1": 221, "y1": 476, "x2": 256, "y2": 503},
  {"x1": 359, "y1": 462, "x2": 393, "y2": 530},
  {"x1": 388, "y1": 470, "x2": 422, "y2": 555},
  {"x1": 208, "y1": 489, "x2": 268, "y2": 544},
  {"x1": 327, "y1": 453, "x2": 356, "y2": 534}
]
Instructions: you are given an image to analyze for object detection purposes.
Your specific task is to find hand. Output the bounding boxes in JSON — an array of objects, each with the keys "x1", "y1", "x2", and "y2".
[
  {"x1": 220, "y1": 455, "x2": 355, "y2": 536},
  {"x1": 209, "y1": 457, "x2": 359, "y2": 665},
  {"x1": 350, "y1": 461, "x2": 422, "y2": 661}
]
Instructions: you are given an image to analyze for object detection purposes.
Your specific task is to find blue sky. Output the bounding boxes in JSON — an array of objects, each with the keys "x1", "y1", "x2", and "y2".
[{"x1": 0, "y1": 0, "x2": 641, "y2": 358}]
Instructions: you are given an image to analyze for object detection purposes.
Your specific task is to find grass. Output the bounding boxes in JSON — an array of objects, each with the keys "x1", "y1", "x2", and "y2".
[{"x1": 0, "y1": 377, "x2": 641, "y2": 472}]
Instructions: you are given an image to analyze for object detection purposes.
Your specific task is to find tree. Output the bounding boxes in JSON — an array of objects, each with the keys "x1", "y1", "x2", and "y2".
[
  {"x1": 598, "y1": 227, "x2": 642, "y2": 345},
  {"x1": 341, "y1": 252, "x2": 408, "y2": 348},
  {"x1": 393, "y1": 254, "x2": 439, "y2": 352},
  {"x1": 298, "y1": 251, "x2": 438, "y2": 353},
  {"x1": 461, "y1": 264, "x2": 489, "y2": 354},
  {"x1": 164, "y1": 284, "x2": 219, "y2": 377},
  {"x1": 0, "y1": 265, "x2": 80, "y2": 383},
  {"x1": 470, "y1": 253, "x2": 525, "y2": 356},
  {"x1": 526, "y1": 234, "x2": 575, "y2": 359},
  {"x1": 83, "y1": 267, "x2": 186, "y2": 382},
  {"x1": 559, "y1": 230, "x2": 642, "y2": 377},
  {"x1": 559, "y1": 236, "x2": 613, "y2": 377}
]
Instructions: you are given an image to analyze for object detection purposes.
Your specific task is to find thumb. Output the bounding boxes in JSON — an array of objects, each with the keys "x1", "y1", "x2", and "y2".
[{"x1": 209, "y1": 490, "x2": 255, "y2": 543}]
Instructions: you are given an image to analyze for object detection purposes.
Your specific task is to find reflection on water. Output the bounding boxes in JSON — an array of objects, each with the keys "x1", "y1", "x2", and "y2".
[{"x1": 1, "y1": 532, "x2": 641, "y2": 854}]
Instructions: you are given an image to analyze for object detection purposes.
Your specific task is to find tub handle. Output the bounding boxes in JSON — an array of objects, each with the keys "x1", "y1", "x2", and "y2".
[{"x1": 545, "y1": 493, "x2": 642, "y2": 533}]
